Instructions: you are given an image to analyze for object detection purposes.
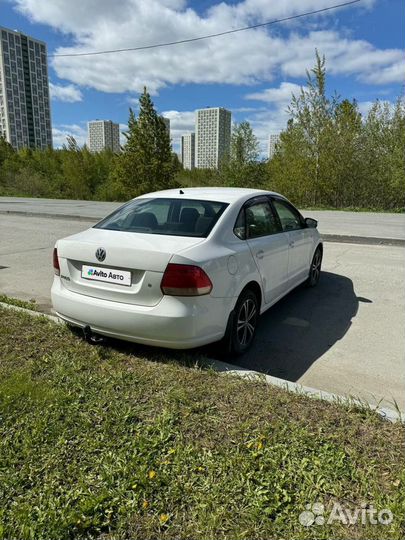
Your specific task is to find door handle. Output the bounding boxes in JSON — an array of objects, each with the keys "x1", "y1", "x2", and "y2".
[
  {"x1": 256, "y1": 250, "x2": 264, "y2": 259},
  {"x1": 289, "y1": 241, "x2": 295, "y2": 248}
]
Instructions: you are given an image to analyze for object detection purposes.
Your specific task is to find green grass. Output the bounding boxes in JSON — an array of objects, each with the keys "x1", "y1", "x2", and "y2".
[
  {"x1": 0, "y1": 294, "x2": 37, "y2": 311},
  {"x1": 0, "y1": 307, "x2": 404, "y2": 540}
]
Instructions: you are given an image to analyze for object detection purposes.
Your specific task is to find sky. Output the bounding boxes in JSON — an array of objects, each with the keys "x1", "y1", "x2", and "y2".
[{"x1": 1, "y1": 0, "x2": 404, "y2": 155}]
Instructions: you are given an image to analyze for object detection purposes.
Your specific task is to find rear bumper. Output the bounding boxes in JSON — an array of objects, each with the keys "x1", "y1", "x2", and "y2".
[{"x1": 51, "y1": 277, "x2": 232, "y2": 349}]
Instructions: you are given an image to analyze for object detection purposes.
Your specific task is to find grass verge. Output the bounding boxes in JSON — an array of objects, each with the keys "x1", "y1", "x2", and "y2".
[
  {"x1": 0, "y1": 306, "x2": 404, "y2": 539},
  {"x1": 301, "y1": 206, "x2": 405, "y2": 214},
  {"x1": 0, "y1": 294, "x2": 37, "y2": 311}
]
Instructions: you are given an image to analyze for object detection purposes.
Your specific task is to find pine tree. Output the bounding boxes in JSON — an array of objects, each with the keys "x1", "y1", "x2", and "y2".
[{"x1": 111, "y1": 88, "x2": 178, "y2": 199}]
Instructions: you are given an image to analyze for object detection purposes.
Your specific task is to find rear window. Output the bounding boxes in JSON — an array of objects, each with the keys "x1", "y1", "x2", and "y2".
[{"x1": 94, "y1": 198, "x2": 229, "y2": 238}]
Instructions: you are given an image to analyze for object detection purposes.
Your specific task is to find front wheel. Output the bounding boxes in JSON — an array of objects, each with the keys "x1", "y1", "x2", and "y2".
[
  {"x1": 306, "y1": 246, "x2": 322, "y2": 287},
  {"x1": 230, "y1": 289, "x2": 259, "y2": 355}
]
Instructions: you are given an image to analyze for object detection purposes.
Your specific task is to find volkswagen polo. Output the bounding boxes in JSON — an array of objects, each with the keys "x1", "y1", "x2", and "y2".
[{"x1": 51, "y1": 188, "x2": 322, "y2": 354}]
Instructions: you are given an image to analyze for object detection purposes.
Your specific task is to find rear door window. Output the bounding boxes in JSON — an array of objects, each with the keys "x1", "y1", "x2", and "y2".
[{"x1": 245, "y1": 201, "x2": 280, "y2": 238}]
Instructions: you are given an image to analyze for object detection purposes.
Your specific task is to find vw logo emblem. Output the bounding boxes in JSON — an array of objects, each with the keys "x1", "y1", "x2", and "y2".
[{"x1": 95, "y1": 248, "x2": 106, "y2": 262}]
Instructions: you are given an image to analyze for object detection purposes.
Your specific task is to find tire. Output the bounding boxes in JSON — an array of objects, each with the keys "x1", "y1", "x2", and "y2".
[
  {"x1": 306, "y1": 246, "x2": 322, "y2": 287},
  {"x1": 230, "y1": 289, "x2": 259, "y2": 356}
]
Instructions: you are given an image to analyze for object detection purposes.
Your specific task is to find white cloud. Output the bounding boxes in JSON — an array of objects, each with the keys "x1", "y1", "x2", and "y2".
[
  {"x1": 52, "y1": 123, "x2": 87, "y2": 147},
  {"x1": 162, "y1": 110, "x2": 195, "y2": 131},
  {"x1": 208, "y1": 0, "x2": 376, "y2": 23},
  {"x1": 230, "y1": 106, "x2": 267, "y2": 113},
  {"x1": 49, "y1": 82, "x2": 83, "y2": 102},
  {"x1": 246, "y1": 108, "x2": 290, "y2": 157},
  {"x1": 243, "y1": 82, "x2": 299, "y2": 156},
  {"x1": 162, "y1": 110, "x2": 195, "y2": 152},
  {"x1": 361, "y1": 62, "x2": 405, "y2": 85},
  {"x1": 278, "y1": 31, "x2": 405, "y2": 85},
  {"x1": 246, "y1": 81, "x2": 302, "y2": 103},
  {"x1": 13, "y1": 0, "x2": 403, "y2": 94}
]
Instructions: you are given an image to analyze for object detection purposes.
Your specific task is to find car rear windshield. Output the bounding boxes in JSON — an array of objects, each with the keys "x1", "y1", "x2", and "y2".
[{"x1": 94, "y1": 198, "x2": 229, "y2": 238}]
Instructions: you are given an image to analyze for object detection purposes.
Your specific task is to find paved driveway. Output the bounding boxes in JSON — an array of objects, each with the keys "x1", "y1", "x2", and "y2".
[
  {"x1": 231, "y1": 242, "x2": 404, "y2": 410},
  {"x1": 0, "y1": 212, "x2": 404, "y2": 410}
]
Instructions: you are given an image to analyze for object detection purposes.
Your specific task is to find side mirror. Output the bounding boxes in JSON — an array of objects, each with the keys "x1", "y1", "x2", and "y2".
[{"x1": 305, "y1": 217, "x2": 318, "y2": 228}]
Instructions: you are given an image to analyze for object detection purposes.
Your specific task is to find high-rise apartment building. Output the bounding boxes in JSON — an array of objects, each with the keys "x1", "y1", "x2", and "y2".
[
  {"x1": 195, "y1": 107, "x2": 231, "y2": 168},
  {"x1": 181, "y1": 132, "x2": 195, "y2": 170},
  {"x1": 268, "y1": 133, "x2": 280, "y2": 159},
  {"x1": 88, "y1": 120, "x2": 120, "y2": 153},
  {"x1": 0, "y1": 26, "x2": 52, "y2": 150}
]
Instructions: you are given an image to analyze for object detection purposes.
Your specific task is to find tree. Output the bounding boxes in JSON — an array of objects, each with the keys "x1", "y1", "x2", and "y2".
[
  {"x1": 218, "y1": 121, "x2": 264, "y2": 188},
  {"x1": 230, "y1": 121, "x2": 259, "y2": 164},
  {"x1": 362, "y1": 98, "x2": 405, "y2": 209},
  {"x1": 267, "y1": 121, "x2": 313, "y2": 204},
  {"x1": 63, "y1": 135, "x2": 80, "y2": 152},
  {"x1": 324, "y1": 99, "x2": 363, "y2": 207},
  {"x1": 0, "y1": 136, "x2": 14, "y2": 168},
  {"x1": 0, "y1": 136, "x2": 15, "y2": 190},
  {"x1": 287, "y1": 50, "x2": 338, "y2": 205},
  {"x1": 110, "y1": 88, "x2": 178, "y2": 199},
  {"x1": 268, "y1": 51, "x2": 366, "y2": 208}
]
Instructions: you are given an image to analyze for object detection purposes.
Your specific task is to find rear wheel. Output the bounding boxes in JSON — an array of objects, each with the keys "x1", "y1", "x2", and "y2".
[
  {"x1": 306, "y1": 246, "x2": 322, "y2": 287},
  {"x1": 230, "y1": 289, "x2": 259, "y2": 355}
]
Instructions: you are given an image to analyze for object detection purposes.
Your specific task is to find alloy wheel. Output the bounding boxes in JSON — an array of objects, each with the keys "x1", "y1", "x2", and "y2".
[
  {"x1": 311, "y1": 250, "x2": 322, "y2": 283},
  {"x1": 236, "y1": 298, "x2": 257, "y2": 346}
]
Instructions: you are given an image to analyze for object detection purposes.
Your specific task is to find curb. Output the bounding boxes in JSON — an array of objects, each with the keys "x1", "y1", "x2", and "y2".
[
  {"x1": 322, "y1": 234, "x2": 404, "y2": 247},
  {"x1": 1, "y1": 301, "x2": 403, "y2": 423},
  {"x1": 0, "y1": 210, "x2": 97, "y2": 222},
  {"x1": 208, "y1": 358, "x2": 404, "y2": 423},
  {"x1": 0, "y1": 301, "x2": 62, "y2": 324}
]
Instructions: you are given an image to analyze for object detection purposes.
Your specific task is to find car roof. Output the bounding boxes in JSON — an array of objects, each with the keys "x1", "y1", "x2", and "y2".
[{"x1": 137, "y1": 187, "x2": 283, "y2": 205}]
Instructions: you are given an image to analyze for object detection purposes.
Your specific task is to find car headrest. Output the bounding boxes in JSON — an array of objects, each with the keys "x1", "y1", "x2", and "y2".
[
  {"x1": 180, "y1": 207, "x2": 200, "y2": 227},
  {"x1": 129, "y1": 212, "x2": 158, "y2": 230}
]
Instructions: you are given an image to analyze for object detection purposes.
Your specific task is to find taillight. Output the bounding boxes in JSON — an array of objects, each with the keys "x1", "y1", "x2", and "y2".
[
  {"x1": 160, "y1": 264, "x2": 212, "y2": 296},
  {"x1": 53, "y1": 247, "x2": 60, "y2": 276}
]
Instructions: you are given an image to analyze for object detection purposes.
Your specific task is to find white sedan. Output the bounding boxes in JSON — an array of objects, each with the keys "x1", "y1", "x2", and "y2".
[{"x1": 51, "y1": 188, "x2": 322, "y2": 354}]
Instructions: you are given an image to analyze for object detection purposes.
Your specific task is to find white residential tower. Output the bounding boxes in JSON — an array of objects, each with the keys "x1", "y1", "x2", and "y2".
[
  {"x1": 88, "y1": 120, "x2": 120, "y2": 153},
  {"x1": 181, "y1": 132, "x2": 195, "y2": 170},
  {"x1": 0, "y1": 26, "x2": 52, "y2": 150},
  {"x1": 268, "y1": 133, "x2": 280, "y2": 159},
  {"x1": 195, "y1": 107, "x2": 231, "y2": 168}
]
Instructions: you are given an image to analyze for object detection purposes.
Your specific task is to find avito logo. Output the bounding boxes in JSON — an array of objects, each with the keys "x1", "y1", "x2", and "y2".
[{"x1": 87, "y1": 268, "x2": 94, "y2": 276}]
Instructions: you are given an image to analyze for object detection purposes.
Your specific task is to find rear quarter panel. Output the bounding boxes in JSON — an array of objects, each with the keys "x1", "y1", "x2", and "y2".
[{"x1": 171, "y1": 236, "x2": 262, "y2": 304}]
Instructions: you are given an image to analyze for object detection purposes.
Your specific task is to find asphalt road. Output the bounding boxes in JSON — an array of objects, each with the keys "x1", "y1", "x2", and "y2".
[
  {"x1": 1, "y1": 212, "x2": 404, "y2": 410},
  {"x1": 1, "y1": 196, "x2": 404, "y2": 240}
]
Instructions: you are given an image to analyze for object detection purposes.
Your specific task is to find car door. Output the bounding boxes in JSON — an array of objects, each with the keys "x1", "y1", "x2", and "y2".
[
  {"x1": 271, "y1": 197, "x2": 313, "y2": 286},
  {"x1": 244, "y1": 197, "x2": 290, "y2": 305}
]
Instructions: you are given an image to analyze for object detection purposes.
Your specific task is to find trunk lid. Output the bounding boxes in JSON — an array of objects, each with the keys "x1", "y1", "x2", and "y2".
[{"x1": 57, "y1": 228, "x2": 205, "y2": 306}]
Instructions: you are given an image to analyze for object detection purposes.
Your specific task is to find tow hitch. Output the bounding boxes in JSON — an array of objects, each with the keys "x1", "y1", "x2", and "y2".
[{"x1": 83, "y1": 325, "x2": 105, "y2": 344}]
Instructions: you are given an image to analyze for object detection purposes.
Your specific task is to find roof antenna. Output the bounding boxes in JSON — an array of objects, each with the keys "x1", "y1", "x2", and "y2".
[{"x1": 179, "y1": 189, "x2": 184, "y2": 194}]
